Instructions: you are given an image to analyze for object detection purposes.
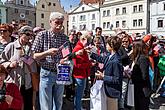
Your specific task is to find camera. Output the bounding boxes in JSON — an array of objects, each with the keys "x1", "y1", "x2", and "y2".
[{"x1": 0, "y1": 83, "x2": 6, "y2": 102}]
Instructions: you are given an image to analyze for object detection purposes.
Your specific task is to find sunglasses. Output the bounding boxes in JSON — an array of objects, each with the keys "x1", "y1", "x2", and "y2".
[
  {"x1": 0, "y1": 30, "x2": 8, "y2": 33},
  {"x1": 24, "y1": 33, "x2": 33, "y2": 36},
  {"x1": 122, "y1": 41, "x2": 129, "y2": 43}
]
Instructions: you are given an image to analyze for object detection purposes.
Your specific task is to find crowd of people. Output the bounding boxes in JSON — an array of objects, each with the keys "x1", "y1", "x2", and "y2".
[{"x1": 0, "y1": 11, "x2": 164, "y2": 110}]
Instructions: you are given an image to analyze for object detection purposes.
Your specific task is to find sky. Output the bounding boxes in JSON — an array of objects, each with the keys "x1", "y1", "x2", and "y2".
[
  {"x1": 61, "y1": 0, "x2": 80, "y2": 11},
  {"x1": 1, "y1": 0, "x2": 80, "y2": 11}
]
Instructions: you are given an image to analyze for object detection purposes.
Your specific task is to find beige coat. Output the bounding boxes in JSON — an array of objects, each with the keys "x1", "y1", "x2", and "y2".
[{"x1": 0, "y1": 39, "x2": 34, "y2": 89}]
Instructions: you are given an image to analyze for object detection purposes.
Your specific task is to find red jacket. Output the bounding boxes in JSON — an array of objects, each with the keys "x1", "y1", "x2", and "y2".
[
  {"x1": 72, "y1": 41, "x2": 92, "y2": 78},
  {"x1": 0, "y1": 83, "x2": 23, "y2": 110}
]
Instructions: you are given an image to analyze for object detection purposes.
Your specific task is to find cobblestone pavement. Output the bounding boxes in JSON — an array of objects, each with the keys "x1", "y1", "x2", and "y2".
[
  {"x1": 149, "y1": 94, "x2": 165, "y2": 110},
  {"x1": 62, "y1": 97, "x2": 90, "y2": 110},
  {"x1": 62, "y1": 95, "x2": 165, "y2": 110}
]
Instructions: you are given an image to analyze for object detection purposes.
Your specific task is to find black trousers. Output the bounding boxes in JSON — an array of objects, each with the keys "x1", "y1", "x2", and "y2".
[
  {"x1": 20, "y1": 86, "x2": 33, "y2": 110},
  {"x1": 134, "y1": 87, "x2": 150, "y2": 110}
]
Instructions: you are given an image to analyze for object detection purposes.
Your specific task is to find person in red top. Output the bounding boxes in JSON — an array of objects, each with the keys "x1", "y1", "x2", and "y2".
[
  {"x1": 0, "y1": 64, "x2": 23, "y2": 110},
  {"x1": 72, "y1": 33, "x2": 92, "y2": 110}
]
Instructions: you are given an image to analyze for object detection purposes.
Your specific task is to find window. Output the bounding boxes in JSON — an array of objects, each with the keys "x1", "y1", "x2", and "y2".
[
  {"x1": 116, "y1": 21, "x2": 119, "y2": 28},
  {"x1": 133, "y1": 6, "x2": 137, "y2": 13},
  {"x1": 53, "y1": 3, "x2": 56, "y2": 6},
  {"x1": 72, "y1": 25, "x2": 76, "y2": 29},
  {"x1": 107, "y1": 10, "x2": 110, "y2": 16},
  {"x1": 79, "y1": 24, "x2": 86, "y2": 31},
  {"x1": 48, "y1": 2, "x2": 51, "y2": 6},
  {"x1": 110, "y1": 24, "x2": 113, "y2": 30},
  {"x1": 158, "y1": 20, "x2": 163, "y2": 28},
  {"x1": 103, "y1": 22, "x2": 106, "y2": 29},
  {"x1": 80, "y1": 15, "x2": 83, "y2": 21},
  {"x1": 92, "y1": 24, "x2": 95, "y2": 30},
  {"x1": 80, "y1": 15, "x2": 86, "y2": 21},
  {"x1": 82, "y1": 7, "x2": 84, "y2": 11},
  {"x1": 92, "y1": 14, "x2": 95, "y2": 20},
  {"x1": 116, "y1": 8, "x2": 119, "y2": 15},
  {"x1": 122, "y1": 7, "x2": 126, "y2": 14},
  {"x1": 41, "y1": 13, "x2": 44, "y2": 18},
  {"x1": 103, "y1": 10, "x2": 106, "y2": 17},
  {"x1": 42, "y1": 4, "x2": 45, "y2": 8},
  {"x1": 20, "y1": 0, "x2": 23, "y2": 5},
  {"x1": 15, "y1": 9, "x2": 18, "y2": 13},
  {"x1": 72, "y1": 16, "x2": 75, "y2": 22},
  {"x1": 138, "y1": 19, "x2": 143, "y2": 26},
  {"x1": 139, "y1": 5, "x2": 143, "y2": 12},
  {"x1": 107, "y1": 22, "x2": 110, "y2": 28},
  {"x1": 28, "y1": 21, "x2": 32, "y2": 26},
  {"x1": 122, "y1": 20, "x2": 126, "y2": 28},
  {"x1": 20, "y1": 20, "x2": 25, "y2": 23},
  {"x1": 41, "y1": 23, "x2": 44, "y2": 28},
  {"x1": 133, "y1": 20, "x2": 137, "y2": 27},
  {"x1": 25, "y1": 10, "x2": 29, "y2": 15}
]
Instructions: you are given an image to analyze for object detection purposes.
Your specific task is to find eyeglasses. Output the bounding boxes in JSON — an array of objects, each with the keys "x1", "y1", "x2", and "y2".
[
  {"x1": 0, "y1": 30, "x2": 8, "y2": 33},
  {"x1": 24, "y1": 33, "x2": 33, "y2": 36},
  {"x1": 52, "y1": 20, "x2": 63, "y2": 25},
  {"x1": 95, "y1": 42, "x2": 101, "y2": 44},
  {"x1": 122, "y1": 41, "x2": 129, "y2": 43}
]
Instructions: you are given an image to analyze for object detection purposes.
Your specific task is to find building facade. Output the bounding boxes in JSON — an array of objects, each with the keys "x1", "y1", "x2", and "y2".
[
  {"x1": 150, "y1": 0, "x2": 165, "y2": 35},
  {"x1": 68, "y1": 3, "x2": 99, "y2": 34},
  {"x1": 5, "y1": 0, "x2": 35, "y2": 27},
  {"x1": 0, "y1": 0, "x2": 7, "y2": 24},
  {"x1": 101, "y1": 0, "x2": 149, "y2": 35},
  {"x1": 35, "y1": 0, "x2": 68, "y2": 34}
]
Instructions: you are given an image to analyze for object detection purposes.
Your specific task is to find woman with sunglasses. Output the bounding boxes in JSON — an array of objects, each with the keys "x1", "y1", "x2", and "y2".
[
  {"x1": 0, "y1": 24, "x2": 13, "y2": 55},
  {"x1": 0, "y1": 25, "x2": 35, "y2": 110},
  {"x1": 118, "y1": 35, "x2": 133, "y2": 110}
]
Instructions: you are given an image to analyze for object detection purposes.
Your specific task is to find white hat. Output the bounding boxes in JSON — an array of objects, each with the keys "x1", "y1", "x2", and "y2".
[{"x1": 49, "y1": 12, "x2": 64, "y2": 20}]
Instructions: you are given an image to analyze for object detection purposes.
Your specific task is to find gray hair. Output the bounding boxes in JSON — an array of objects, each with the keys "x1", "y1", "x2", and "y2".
[
  {"x1": 18, "y1": 25, "x2": 32, "y2": 34},
  {"x1": 49, "y1": 12, "x2": 64, "y2": 21}
]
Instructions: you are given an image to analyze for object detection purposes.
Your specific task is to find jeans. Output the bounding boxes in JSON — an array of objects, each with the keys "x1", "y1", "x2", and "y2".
[
  {"x1": 74, "y1": 78, "x2": 86, "y2": 110},
  {"x1": 39, "y1": 68, "x2": 64, "y2": 110},
  {"x1": 118, "y1": 78, "x2": 129, "y2": 109}
]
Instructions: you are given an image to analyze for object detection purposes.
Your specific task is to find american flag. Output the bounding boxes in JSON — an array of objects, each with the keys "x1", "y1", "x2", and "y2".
[{"x1": 58, "y1": 41, "x2": 70, "y2": 58}]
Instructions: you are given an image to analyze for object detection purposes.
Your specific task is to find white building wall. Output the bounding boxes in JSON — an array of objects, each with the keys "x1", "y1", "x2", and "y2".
[
  {"x1": 150, "y1": 0, "x2": 165, "y2": 35},
  {"x1": 101, "y1": 0, "x2": 147, "y2": 35},
  {"x1": 69, "y1": 4, "x2": 99, "y2": 34}
]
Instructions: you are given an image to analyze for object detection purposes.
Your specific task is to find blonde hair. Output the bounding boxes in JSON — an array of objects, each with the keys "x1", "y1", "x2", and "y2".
[{"x1": 80, "y1": 33, "x2": 92, "y2": 42}]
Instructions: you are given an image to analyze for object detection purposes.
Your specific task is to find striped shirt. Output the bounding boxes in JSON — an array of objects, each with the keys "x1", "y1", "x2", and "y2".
[
  {"x1": 0, "y1": 43, "x2": 6, "y2": 55},
  {"x1": 31, "y1": 30, "x2": 69, "y2": 70}
]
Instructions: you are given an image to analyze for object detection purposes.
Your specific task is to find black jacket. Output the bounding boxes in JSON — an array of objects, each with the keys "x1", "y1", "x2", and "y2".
[{"x1": 131, "y1": 55, "x2": 151, "y2": 97}]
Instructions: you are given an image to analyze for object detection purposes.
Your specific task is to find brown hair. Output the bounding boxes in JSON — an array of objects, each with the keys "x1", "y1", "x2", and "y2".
[
  {"x1": 122, "y1": 34, "x2": 131, "y2": 44},
  {"x1": 132, "y1": 40, "x2": 147, "y2": 61},
  {"x1": 106, "y1": 36, "x2": 121, "y2": 51},
  {"x1": 0, "y1": 23, "x2": 13, "y2": 34},
  {"x1": 0, "y1": 65, "x2": 8, "y2": 76},
  {"x1": 93, "y1": 37, "x2": 101, "y2": 43}
]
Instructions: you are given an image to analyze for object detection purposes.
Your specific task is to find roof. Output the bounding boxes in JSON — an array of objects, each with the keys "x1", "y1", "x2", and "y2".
[{"x1": 81, "y1": 0, "x2": 104, "y2": 4}]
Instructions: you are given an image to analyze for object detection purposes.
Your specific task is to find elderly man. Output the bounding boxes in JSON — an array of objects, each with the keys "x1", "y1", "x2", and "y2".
[{"x1": 31, "y1": 12, "x2": 69, "y2": 110}]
